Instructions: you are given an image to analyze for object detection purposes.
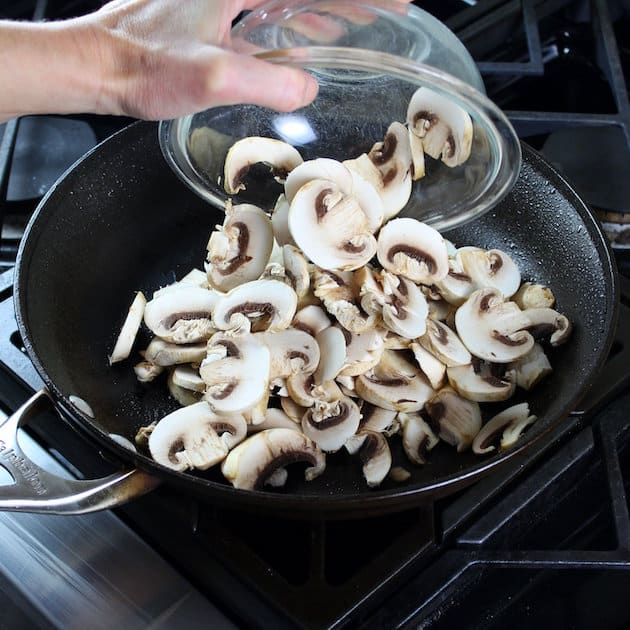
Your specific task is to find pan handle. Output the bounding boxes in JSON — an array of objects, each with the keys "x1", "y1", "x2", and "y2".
[{"x1": 0, "y1": 389, "x2": 160, "y2": 514}]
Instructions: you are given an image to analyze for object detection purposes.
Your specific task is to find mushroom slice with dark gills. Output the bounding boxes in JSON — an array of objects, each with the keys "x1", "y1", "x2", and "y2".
[
  {"x1": 377, "y1": 217, "x2": 449, "y2": 284},
  {"x1": 292, "y1": 304, "x2": 331, "y2": 337},
  {"x1": 206, "y1": 203, "x2": 274, "y2": 292},
  {"x1": 511, "y1": 343, "x2": 552, "y2": 391},
  {"x1": 223, "y1": 136, "x2": 303, "y2": 195},
  {"x1": 344, "y1": 122, "x2": 413, "y2": 221},
  {"x1": 407, "y1": 87, "x2": 473, "y2": 167},
  {"x1": 213, "y1": 279, "x2": 297, "y2": 333},
  {"x1": 286, "y1": 371, "x2": 342, "y2": 408},
  {"x1": 301, "y1": 395, "x2": 361, "y2": 452},
  {"x1": 455, "y1": 288, "x2": 534, "y2": 363},
  {"x1": 447, "y1": 360, "x2": 516, "y2": 403},
  {"x1": 283, "y1": 244, "x2": 310, "y2": 300},
  {"x1": 200, "y1": 333, "x2": 270, "y2": 414},
  {"x1": 253, "y1": 328, "x2": 320, "y2": 380},
  {"x1": 288, "y1": 178, "x2": 378, "y2": 271},
  {"x1": 425, "y1": 386, "x2": 482, "y2": 452},
  {"x1": 398, "y1": 411, "x2": 440, "y2": 465},
  {"x1": 344, "y1": 402, "x2": 399, "y2": 454},
  {"x1": 457, "y1": 247, "x2": 521, "y2": 298},
  {"x1": 473, "y1": 403, "x2": 538, "y2": 455},
  {"x1": 355, "y1": 350, "x2": 435, "y2": 412},
  {"x1": 148, "y1": 401, "x2": 247, "y2": 472},
  {"x1": 221, "y1": 428, "x2": 326, "y2": 490},
  {"x1": 143, "y1": 287, "x2": 220, "y2": 344},
  {"x1": 358, "y1": 431, "x2": 392, "y2": 487},
  {"x1": 312, "y1": 268, "x2": 379, "y2": 334},
  {"x1": 432, "y1": 256, "x2": 476, "y2": 306},
  {"x1": 419, "y1": 319, "x2": 471, "y2": 367},
  {"x1": 522, "y1": 307, "x2": 572, "y2": 346},
  {"x1": 358, "y1": 267, "x2": 429, "y2": 339}
]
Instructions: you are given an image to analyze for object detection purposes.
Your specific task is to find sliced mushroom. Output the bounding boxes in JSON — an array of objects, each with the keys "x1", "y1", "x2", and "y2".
[
  {"x1": 288, "y1": 178, "x2": 377, "y2": 271},
  {"x1": 399, "y1": 411, "x2": 440, "y2": 465},
  {"x1": 213, "y1": 279, "x2": 297, "y2": 333},
  {"x1": 433, "y1": 257, "x2": 476, "y2": 306},
  {"x1": 345, "y1": 402, "x2": 398, "y2": 454},
  {"x1": 511, "y1": 343, "x2": 552, "y2": 390},
  {"x1": 254, "y1": 328, "x2": 320, "y2": 379},
  {"x1": 425, "y1": 387, "x2": 482, "y2": 452},
  {"x1": 284, "y1": 157, "x2": 353, "y2": 203},
  {"x1": 312, "y1": 268, "x2": 379, "y2": 334},
  {"x1": 314, "y1": 326, "x2": 347, "y2": 384},
  {"x1": 271, "y1": 194, "x2": 295, "y2": 247},
  {"x1": 170, "y1": 364, "x2": 205, "y2": 392},
  {"x1": 455, "y1": 288, "x2": 534, "y2": 363},
  {"x1": 148, "y1": 401, "x2": 247, "y2": 471},
  {"x1": 143, "y1": 338, "x2": 208, "y2": 366},
  {"x1": 224, "y1": 137, "x2": 303, "y2": 194},
  {"x1": 420, "y1": 319, "x2": 471, "y2": 367},
  {"x1": 513, "y1": 282, "x2": 556, "y2": 310},
  {"x1": 301, "y1": 396, "x2": 361, "y2": 452},
  {"x1": 283, "y1": 244, "x2": 310, "y2": 299},
  {"x1": 134, "y1": 360, "x2": 165, "y2": 382},
  {"x1": 355, "y1": 350, "x2": 435, "y2": 412},
  {"x1": 109, "y1": 291, "x2": 146, "y2": 364},
  {"x1": 338, "y1": 326, "x2": 387, "y2": 377},
  {"x1": 143, "y1": 287, "x2": 219, "y2": 344},
  {"x1": 280, "y1": 396, "x2": 308, "y2": 423},
  {"x1": 409, "y1": 127, "x2": 426, "y2": 181},
  {"x1": 358, "y1": 268, "x2": 429, "y2": 339},
  {"x1": 377, "y1": 218, "x2": 449, "y2": 284},
  {"x1": 247, "y1": 408, "x2": 301, "y2": 433},
  {"x1": 359, "y1": 431, "x2": 392, "y2": 487},
  {"x1": 152, "y1": 268, "x2": 208, "y2": 299},
  {"x1": 472, "y1": 402, "x2": 538, "y2": 455},
  {"x1": 292, "y1": 304, "x2": 331, "y2": 337},
  {"x1": 447, "y1": 361, "x2": 516, "y2": 402},
  {"x1": 200, "y1": 333, "x2": 270, "y2": 414},
  {"x1": 457, "y1": 247, "x2": 521, "y2": 298},
  {"x1": 410, "y1": 342, "x2": 446, "y2": 390},
  {"x1": 523, "y1": 307, "x2": 572, "y2": 346},
  {"x1": 167, "y1": 370, "x2": 203, "y2": 406},
  {"x1": 407, "y1": 87, "x2": 473, "y2": 167},
  {"x1": 221, "y1": 428, "x2": 326, "y2": 490},
  {"x1": 286, "y1": 372, "x2": 342, "y2": 408},
  {"x1": 206, "y1": 203, "x2": 274, "y2": 292}
]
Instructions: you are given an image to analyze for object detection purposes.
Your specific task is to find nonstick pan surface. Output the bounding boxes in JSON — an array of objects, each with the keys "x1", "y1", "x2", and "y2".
[{"x1": 14, "y1": 121, "x2": 618, "y2": 518}]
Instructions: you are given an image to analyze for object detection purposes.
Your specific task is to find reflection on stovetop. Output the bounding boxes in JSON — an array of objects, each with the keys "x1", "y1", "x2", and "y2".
[{"x1": 0, "y1": 266, "x2": 629, "y2": 628}]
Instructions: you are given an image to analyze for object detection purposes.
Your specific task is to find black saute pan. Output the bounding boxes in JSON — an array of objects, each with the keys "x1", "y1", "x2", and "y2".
[{"x1": 8, "y1": 120, "x2": 617, "y2": 519}]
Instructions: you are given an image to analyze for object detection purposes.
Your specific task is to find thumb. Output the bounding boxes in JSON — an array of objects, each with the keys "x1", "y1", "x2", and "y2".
[{"x1": 208, "y1": 50, "x2": 319, "y2": 112}]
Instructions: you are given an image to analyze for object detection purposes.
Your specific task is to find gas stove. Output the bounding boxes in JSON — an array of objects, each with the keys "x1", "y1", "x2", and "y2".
[{"x1": 0, "y1": 1, "x2": 629, "y2": 629}]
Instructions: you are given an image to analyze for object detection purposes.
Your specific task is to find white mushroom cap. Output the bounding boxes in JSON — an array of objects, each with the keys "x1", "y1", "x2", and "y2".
[
  {"x1": 254, "y1": 328, "x2": 320, "y2": 379},
  {"x1": 221, "y1": 428, "x2": 326, "y2": 490},
  {"x1": 301, "y1": 396, "x2": 361, "y2": 452},
  {"x1": 314, "y1": 326, "x2": 347, "y2": 385},
  {"x1": 143, "y1": 338, "x2": 208, "y2": 366},
  {"x1": 355, "y1": 350, "x2": 435, "y2": 412},
  {"x1": 447, "y1": 362, "x2": 516, "y2": 402},
  {"x1": 455, "y1": 288, "x2": 534, "y2": 363},
  {"x1": 148, "y1": 401, "x2": 246, "y2": 471},
  {"x1": 433, "y1": 258, "x2": 476, "y2": 306},
  {"x1": 457, "y1": 247, "x2": 521, "y2": 298},
  {"x1": 206, "y1": 203, "x2": 274, "y2": 292},
  {"x1": 284, "y1": 157, "x2": 353, "y2": 204},
  {"x1": 424, "y1": 387, "x2": 482, "y2": 452},
  {"x1": 377, "y1": 218, "x2": 449, "y2": 284},
  {"x1": 200, "y1": 333, "x2": 270, "y2": 414},
  {"x1": 407, "y1": 87, "x2": 473, "y2": 167},
  {"x1": 288, "y1": 179, "x2": 377, "y2": 271},
  {"x1": 472, "y1": 402, "x2": 538, "y2": 455},
  {"x1": 213, "y1": 279, "x2": 297, "y2": 333},
  {"x1": 144, "y1": 287, "x2": 219, "y2": 344},
  {"x1": 224, "y1": 136, "x2": 303, "y2": 194},
  {"x1": 399, "y1": 411, "x2": 440, "y2": 465},
  {"x1": 109, "y1": 291, "x2": 146, "y2": 364}
]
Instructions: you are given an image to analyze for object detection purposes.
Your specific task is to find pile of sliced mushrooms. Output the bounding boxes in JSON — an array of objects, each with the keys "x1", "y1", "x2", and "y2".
[{"x1": 110, "y1": 87, "x2": 572, "y2": 491}]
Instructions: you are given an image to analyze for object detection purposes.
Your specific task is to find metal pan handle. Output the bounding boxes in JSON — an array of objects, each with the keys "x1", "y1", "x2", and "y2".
[{"x1": 0, "y1": 389, "x2": 160, "y2": 514}]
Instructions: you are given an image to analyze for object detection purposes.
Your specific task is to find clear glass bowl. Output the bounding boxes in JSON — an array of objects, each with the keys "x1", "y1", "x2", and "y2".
[{"x1": 158, "y1": 0, "x2": 521, "y2": 232}]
